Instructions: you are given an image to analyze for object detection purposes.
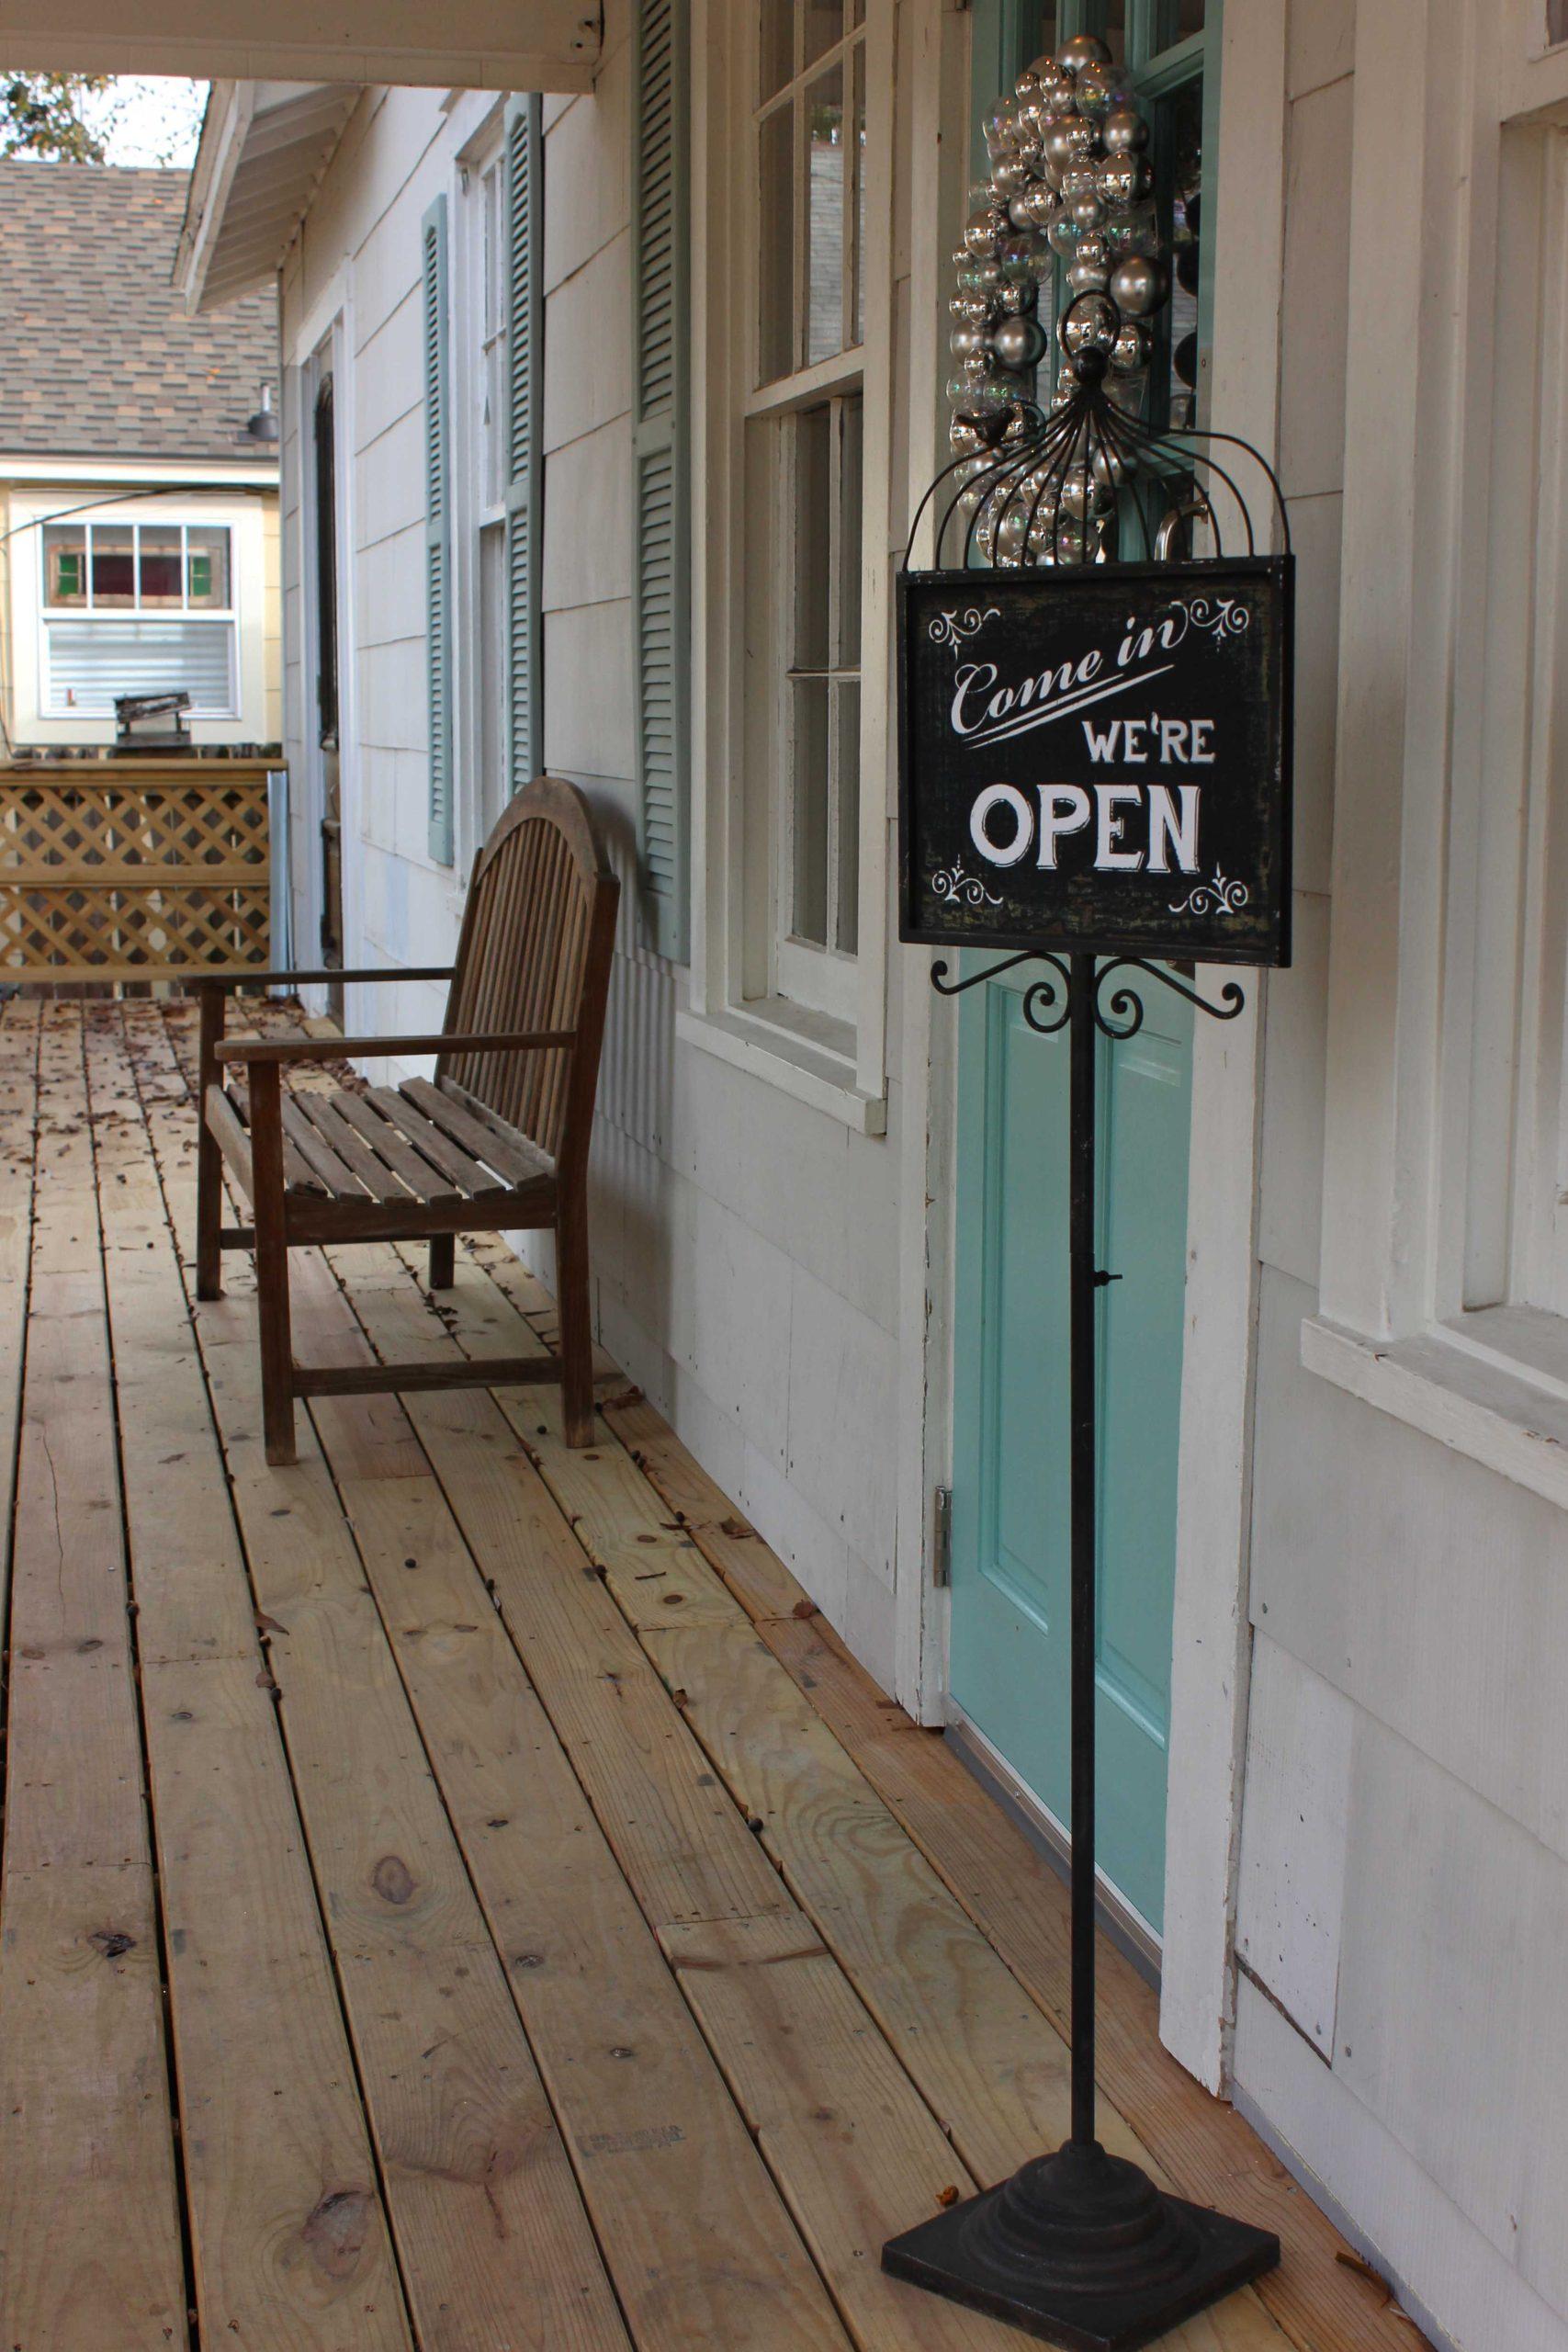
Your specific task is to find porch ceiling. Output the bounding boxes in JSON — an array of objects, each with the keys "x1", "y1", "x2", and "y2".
[{"x1": 0, "y1": 0, "x2": 598, "y2": 91}]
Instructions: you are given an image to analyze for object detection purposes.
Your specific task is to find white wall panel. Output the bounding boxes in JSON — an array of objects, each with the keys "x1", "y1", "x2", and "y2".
[{"x1": 1235, "y1": 1634, "x2": 1353, "y2": 2055}]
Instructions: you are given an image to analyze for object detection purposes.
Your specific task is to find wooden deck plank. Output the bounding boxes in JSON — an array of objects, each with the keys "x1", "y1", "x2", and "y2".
[
  {"x1": 82, "y1": 1006, "x2": 416, "y2": 2350},
  {"x1": 369, "y1": 1250, "x2": 1287, "y2": 2352},
  {"x1": 121, "y1": 1012, "x2": 635, "y2": 2352},
  {"x1": 471, "y1": 1228, "x2": 1422, "y2": 2352},
  {"x1": 315, "y1": 1259, "x2": 1065, "y2": 2352},
  {"x1": 288, "y1": 1283, "x2": 857, "y2": 2352},
  {"x1": 0, "y1": 1005, "x2": 190, "y2": 2352},
  {"x1": 0, "y1": 999, "x2": 41, "y2": 1637},
  {"x1": 322, "y1": 1249, "x2": 792, "y2": 1936},
  {"x1": 134, "y1": 1007, "x2": 1418, "y2": 2352}
]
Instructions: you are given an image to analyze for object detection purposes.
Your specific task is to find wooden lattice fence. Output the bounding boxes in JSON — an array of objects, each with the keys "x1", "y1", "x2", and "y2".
[{"x1": 0, "y1": 762, "x2": 273, "y2": 982}]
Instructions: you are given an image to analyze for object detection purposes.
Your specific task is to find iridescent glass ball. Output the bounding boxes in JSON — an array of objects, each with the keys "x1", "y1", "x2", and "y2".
[{"x1": 1074, "y1": 60, "x2": 1124, "y2": 119}]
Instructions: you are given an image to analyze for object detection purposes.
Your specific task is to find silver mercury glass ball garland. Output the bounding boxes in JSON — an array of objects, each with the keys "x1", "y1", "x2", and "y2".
[{"x1": 947, "y1": 34, "x2": 1175, "y2": 568}]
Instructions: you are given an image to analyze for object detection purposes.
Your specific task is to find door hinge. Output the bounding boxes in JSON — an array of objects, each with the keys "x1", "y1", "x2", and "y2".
[{"x1": 932, "y1": 1487, "x2": 953, "y2": 1589}]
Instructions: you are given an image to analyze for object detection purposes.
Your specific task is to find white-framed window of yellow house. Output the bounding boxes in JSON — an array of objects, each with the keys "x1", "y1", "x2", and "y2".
[
  {"x1": 39, "y1": 518, "x2": 238, "y2": 717},
  {"x1": 745, "y1": 0, "x2": 872, "y2": 1032}
]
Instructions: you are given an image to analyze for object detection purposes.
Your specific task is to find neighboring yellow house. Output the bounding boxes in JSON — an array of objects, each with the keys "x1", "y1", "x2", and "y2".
[{"x1": 0, "y1": 160, "x2": 279, "y2": 756}]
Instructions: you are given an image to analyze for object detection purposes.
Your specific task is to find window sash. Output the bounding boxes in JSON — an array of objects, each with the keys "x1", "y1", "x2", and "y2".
[{"x1": 40, "y1": 521, "x2": 234, "y2": 617}]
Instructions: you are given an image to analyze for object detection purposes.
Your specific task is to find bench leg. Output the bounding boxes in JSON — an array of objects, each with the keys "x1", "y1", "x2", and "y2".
[
  {"x1": 249, "y1": 1062, "x2": 297, "y2": 1466},
  {"x1": 195, "y1": 983, "x2": 224, "y2": 1301},
  {"x1": 429, "y1": 1235, "x2": 456, "y2": 1290},
  {"x1": 557, "y1": 1196, "x2": 593, "y2": 1448}
]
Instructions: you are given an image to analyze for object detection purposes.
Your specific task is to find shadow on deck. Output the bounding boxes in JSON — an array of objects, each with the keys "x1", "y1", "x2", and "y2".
[{"x1": 0, "y1": 998, "x2": 1425, "y2": 2352}]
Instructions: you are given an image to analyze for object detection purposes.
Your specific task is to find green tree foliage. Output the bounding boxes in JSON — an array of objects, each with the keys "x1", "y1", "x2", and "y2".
[{"x1": 1, "y1": 74, "x2": 111, "y2": 162}]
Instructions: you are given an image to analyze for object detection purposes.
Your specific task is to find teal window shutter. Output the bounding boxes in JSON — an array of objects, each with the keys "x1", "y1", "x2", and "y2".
[
  {"x1": 422, "y1": 193, "x2": 454, "y2": 864},
  {"x1": 632, "y1": 0, "x2": 690, "y2": 960},
  {"x1": 504, "y1": 95, "x2": 544, "y2": 793}
]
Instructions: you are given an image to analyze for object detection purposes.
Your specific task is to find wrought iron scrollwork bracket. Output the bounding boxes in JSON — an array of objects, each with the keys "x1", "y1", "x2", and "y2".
[{"x1": 931, "y1": 952, "x2": 1247, "y2": 1038}]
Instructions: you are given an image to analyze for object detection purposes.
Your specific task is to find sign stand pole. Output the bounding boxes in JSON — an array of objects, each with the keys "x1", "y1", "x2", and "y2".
[{"x1": 883, "y1": 949, "x2": 1281, "y2": 2350}]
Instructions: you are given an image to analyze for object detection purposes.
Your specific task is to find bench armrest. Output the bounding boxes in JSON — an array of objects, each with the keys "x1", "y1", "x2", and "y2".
[
  {"x1": 194, "y1": 966, "x2": 453, "y2": 990},
  {"x1": 214, "y1": 1028, "x2": 576, "y2": 1067}
]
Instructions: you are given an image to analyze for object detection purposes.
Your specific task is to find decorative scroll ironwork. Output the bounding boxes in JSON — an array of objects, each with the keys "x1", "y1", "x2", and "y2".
[{"x1": 931, "y1": 948, "x2": 1246, "y2": 1038}]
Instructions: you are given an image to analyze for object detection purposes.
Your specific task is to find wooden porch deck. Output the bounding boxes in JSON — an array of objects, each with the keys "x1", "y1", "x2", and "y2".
[{"x1": 0, "y1": 997, "x2": 1425, "y2": 2352}]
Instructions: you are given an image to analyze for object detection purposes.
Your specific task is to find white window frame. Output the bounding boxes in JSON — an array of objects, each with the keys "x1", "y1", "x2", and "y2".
[
  {"x1": 39, "y1": 517, "x2": 240, "y2": 719},
  {"x1": 451, "y1": 96, "x2": 510, "y2": 882},
  {"x1": 1306, "y1": 16, "x2": 1568, "y2": 1513},
  {"x1": 4, "y1": 482, "x2": 268, "y2": 750},
  {"x1": 682, "y1": 0, "x2": 894, "y2": 1133}
]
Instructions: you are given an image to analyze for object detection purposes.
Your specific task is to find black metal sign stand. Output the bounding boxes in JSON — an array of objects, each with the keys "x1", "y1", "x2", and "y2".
[{"x1": 882, "y1": 948, "x2": 1280, "y2": 2351}]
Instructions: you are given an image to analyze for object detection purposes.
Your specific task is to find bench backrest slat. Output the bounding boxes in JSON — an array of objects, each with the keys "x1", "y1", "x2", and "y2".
[{"x1": 437, "y1": 776, "x2": 618, "y2": 1173}]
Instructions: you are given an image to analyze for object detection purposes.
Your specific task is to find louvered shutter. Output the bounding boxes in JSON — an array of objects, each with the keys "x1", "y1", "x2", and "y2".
[
  {"x1": 632, "y1": 0, "x2": 690, "y2": 959},
  {"x1": 503, "y1": 95, "x2": 544, "y2": 795},
  {"x1": 422, "y1": 193, "x2": 455, "y2": 865}
]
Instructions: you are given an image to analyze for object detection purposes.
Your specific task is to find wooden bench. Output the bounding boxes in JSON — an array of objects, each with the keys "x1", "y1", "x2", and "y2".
[{"x1": 195, "y1": 776, "x2": 619, "y2": 1464}]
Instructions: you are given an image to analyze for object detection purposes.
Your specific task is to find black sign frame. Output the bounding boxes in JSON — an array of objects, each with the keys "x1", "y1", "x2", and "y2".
[{"x1": 897, "y1": 553, "x2": 1294, "y2": 969}]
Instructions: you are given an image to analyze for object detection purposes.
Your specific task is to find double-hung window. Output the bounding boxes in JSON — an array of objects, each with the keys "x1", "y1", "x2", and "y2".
[
  {"x1": 745, "y1": 0, "x2": 872, "y2": 1035},
  {"x1": 39, "y1": 519, "x2": 237, "y2": 717}
]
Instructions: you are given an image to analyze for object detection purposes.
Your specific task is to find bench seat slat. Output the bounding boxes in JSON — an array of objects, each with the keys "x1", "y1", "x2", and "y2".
[
  {"x1": 332, "y1": 1091, "x2": 458, "y2": 1205},
  {"x1": 367, "y1": 1086, "x2": 509, "y2": 1198},
  {"x1": 401, "y1": 1077, "x2": 551, "y2": 1190}
]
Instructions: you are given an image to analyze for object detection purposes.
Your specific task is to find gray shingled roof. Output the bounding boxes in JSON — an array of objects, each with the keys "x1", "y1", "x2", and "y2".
[{"x1": 0, "y1": 162, "x2": 277, "y2": 465}]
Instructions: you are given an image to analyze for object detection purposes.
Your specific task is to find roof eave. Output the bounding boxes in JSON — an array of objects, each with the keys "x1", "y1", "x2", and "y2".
[{"x1": 175, "y1": 79, "x2": 359, "y2": 313}]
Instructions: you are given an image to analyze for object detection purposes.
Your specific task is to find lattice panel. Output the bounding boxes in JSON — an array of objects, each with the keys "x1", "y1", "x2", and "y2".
[{"x1": 0, "y1": 770, "x2": 271, "y2": 978}]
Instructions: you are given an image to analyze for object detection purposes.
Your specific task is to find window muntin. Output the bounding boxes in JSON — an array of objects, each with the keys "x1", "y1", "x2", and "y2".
[
  {"x1": 39, "y1": 519, "x2": 238, "y2": 718},
  {"x1": 42, "y1": 522, "x2": 235, "y2": 617}
]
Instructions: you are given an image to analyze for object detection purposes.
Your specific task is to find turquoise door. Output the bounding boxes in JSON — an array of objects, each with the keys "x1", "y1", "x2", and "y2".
[
  {"x1": 949, "y1": 962, "x2": 1192, "y2": 1933},
  {"x1": 949, "y1": 0, "x2": 1219, "y2": 1939}
]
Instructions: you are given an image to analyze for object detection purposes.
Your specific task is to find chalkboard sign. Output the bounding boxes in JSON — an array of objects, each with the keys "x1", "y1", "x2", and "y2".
[{"x1": 898, "y1": 556, "x2": 1293, "y2": 967}]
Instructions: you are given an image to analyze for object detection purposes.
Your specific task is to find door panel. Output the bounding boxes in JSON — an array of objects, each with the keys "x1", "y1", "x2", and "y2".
[{"x1": 950, "y1": 958, "x2": 1192, "y2": 1934}]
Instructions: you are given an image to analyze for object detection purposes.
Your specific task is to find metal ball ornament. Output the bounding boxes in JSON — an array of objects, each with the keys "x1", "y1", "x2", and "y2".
[
  {"x1": 1066, "y1": 241, "x2": 1112, "y2": 295},
  {"x1": 1100, "y1": 105, "x2": 1148, "y2": 154},
  {"x1": 1109, "y1": 253, "x2": 1169, "y2": 316},
  {"x1": 1059, "y1": 292, "x2": 1119, "y2": 358},
  {"x1": 943, "y1": 38, "x2": 1174, "y2": 567},
  {"x1": 1058, "y1": 31, "x2": 1112, "y2": 72},
  {"x1": 1097, "y1": 151, "x2": 1151, "y2": 210},
  {"x1": 1109, "y1": 317, "x2": 1150, "y2": 375},
  {"x1": 991, "y1": 312, "x2": 1048, "y2": 372},
  {"x1": 1042, "y1": 119, "x2": 1088, "y2": 176}
]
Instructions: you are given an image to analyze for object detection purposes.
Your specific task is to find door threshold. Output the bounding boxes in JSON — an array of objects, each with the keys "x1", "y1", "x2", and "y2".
[{"x1": 944, "y1": 1707, "x2": 1164, "y2": 1989}]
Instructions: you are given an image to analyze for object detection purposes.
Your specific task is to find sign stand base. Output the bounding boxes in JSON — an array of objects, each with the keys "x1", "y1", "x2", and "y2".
[
  {"x1": 884, "y1": 2138, "x2": 1280, "y2": 2352},
  {"x1": 883, "y1": 951, "x2": 1280, "y2": 2349}
]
